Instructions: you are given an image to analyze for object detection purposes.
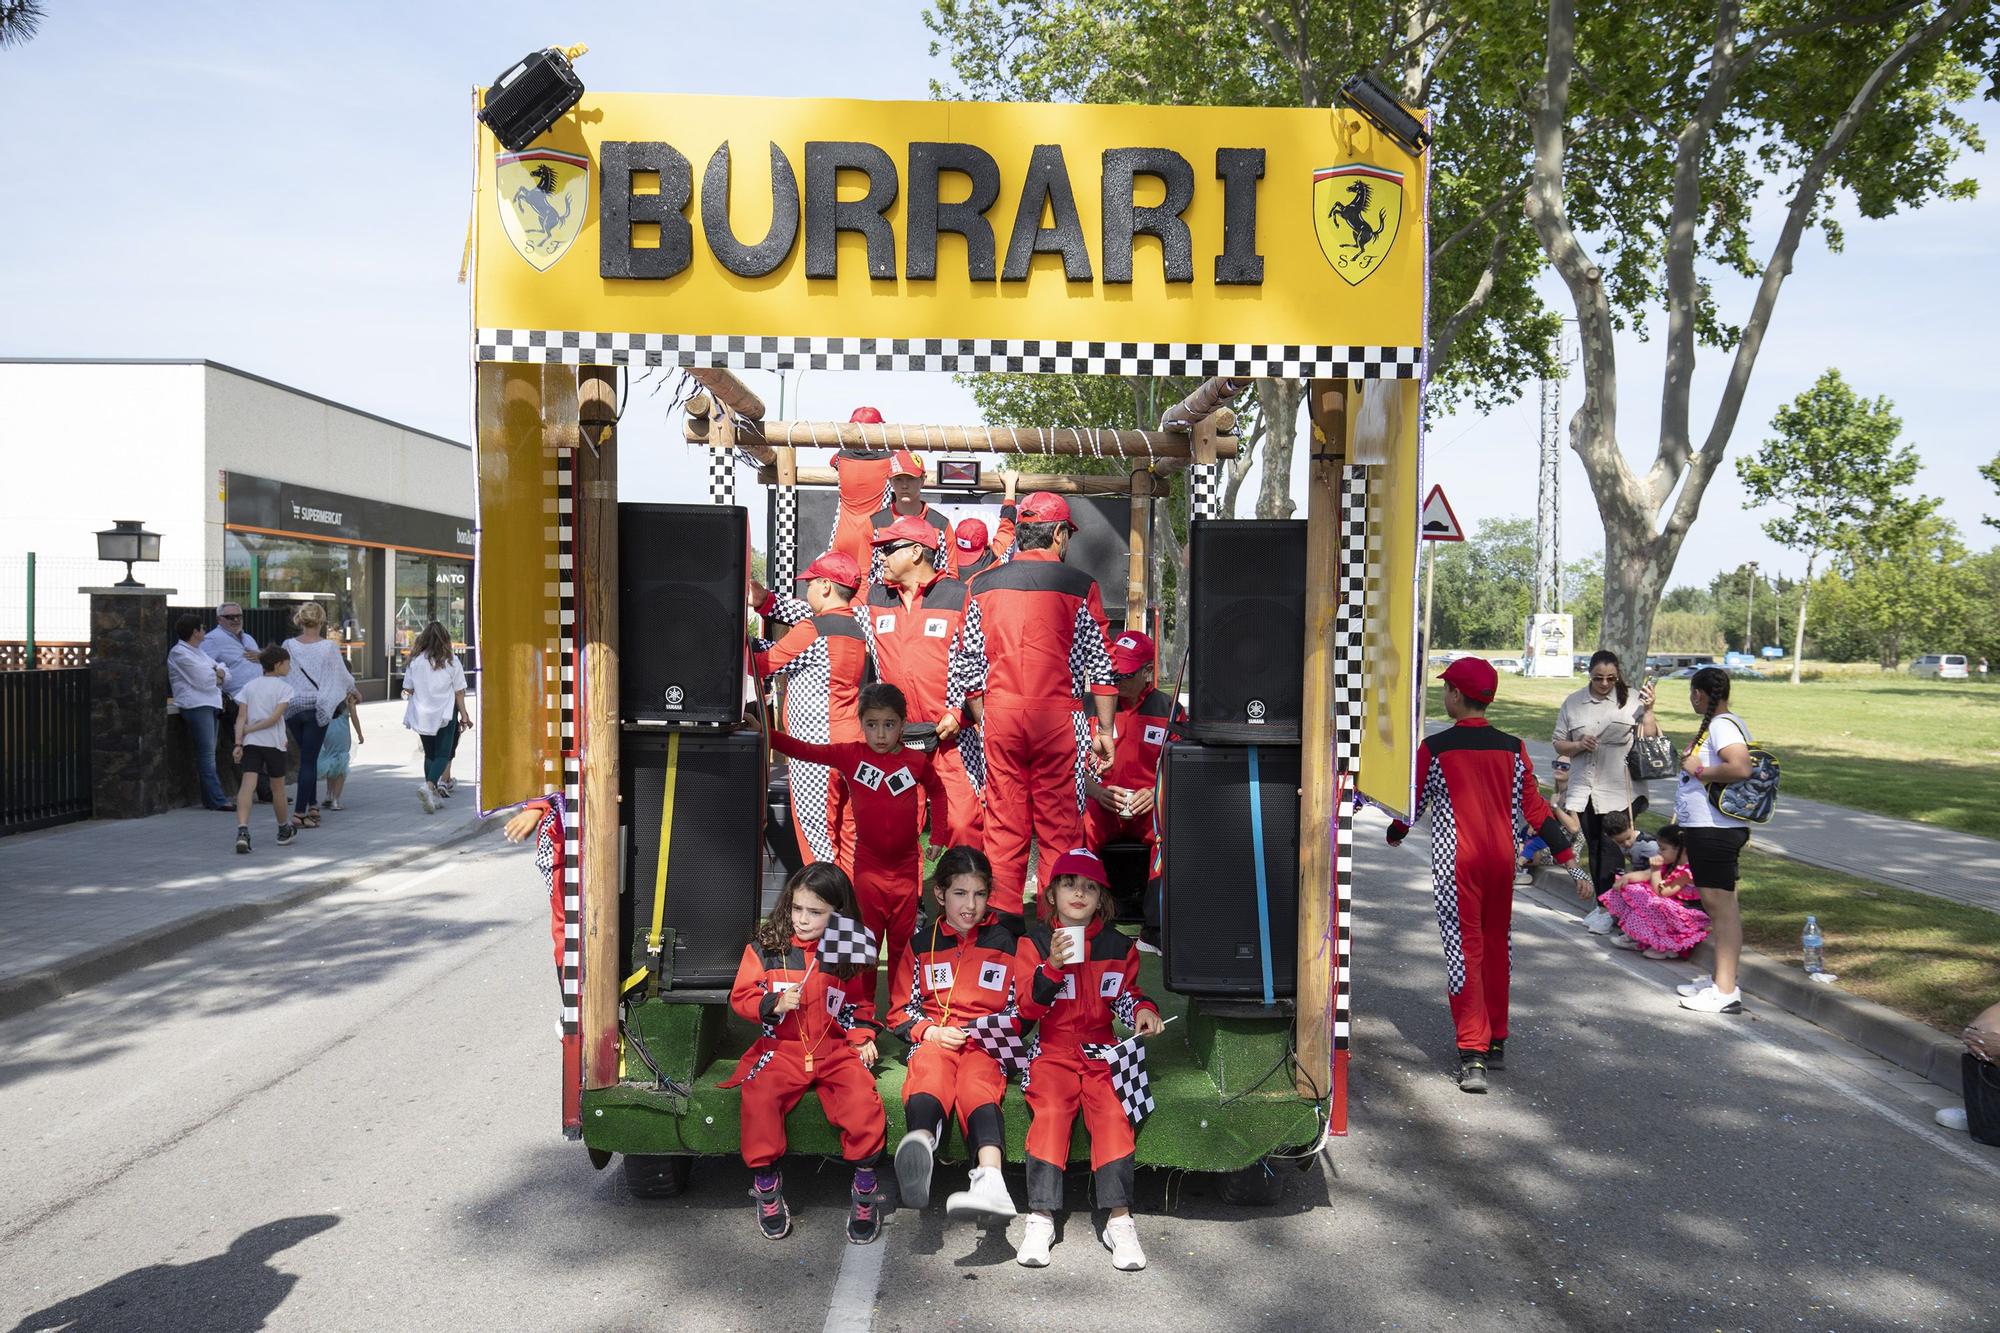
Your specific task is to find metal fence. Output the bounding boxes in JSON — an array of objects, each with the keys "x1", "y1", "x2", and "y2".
[
  {"x1": 0, "y1": 667, "x2": 91, "y2": 834},
  {"x1": 0, "y1": 554, "x2": 228, "y2": 644}
]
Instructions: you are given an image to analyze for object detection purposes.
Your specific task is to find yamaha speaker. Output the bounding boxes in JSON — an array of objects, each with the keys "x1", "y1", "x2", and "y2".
[
  {"x1": 619, "y1": 503, "x2": 748, "y2": 725},
  {"x1": 1186, "y1": 520, "x2": 1306, "y2": 741},
  {"x1": 1159, "y1": 741, "x2": 1300, "y2": 997},
  {"x1": 623, "y1": 730, "x2": 766, "y2": 988}
]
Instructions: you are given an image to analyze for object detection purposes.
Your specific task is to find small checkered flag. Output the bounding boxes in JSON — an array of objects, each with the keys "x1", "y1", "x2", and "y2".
[
  {"x1": 816, "y1": 914, "x2": 878, "y2": 970},
  {"x1": 1083, "y1": 1034, "x2": 1155, "y2": 1125},
  {"x1": 966, "y1": 1013, "x2": 1031, "y2": 1077}
]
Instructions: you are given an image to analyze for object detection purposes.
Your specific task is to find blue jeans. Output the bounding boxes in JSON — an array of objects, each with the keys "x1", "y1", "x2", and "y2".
[
  {"x1": 182, "y1": 705, "x2": 228, "y2": 808},
  {"x1": 287, "y1": 712, "x2": 329, "y2": 811},
  {"x1": 420, "y1": 717, "x2": 459, "y2": 786}
]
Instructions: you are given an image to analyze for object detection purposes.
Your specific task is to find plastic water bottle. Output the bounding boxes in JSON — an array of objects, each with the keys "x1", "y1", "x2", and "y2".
[{"x1": 1801, "y1": 915, "x2": 1824, "y2": 975}]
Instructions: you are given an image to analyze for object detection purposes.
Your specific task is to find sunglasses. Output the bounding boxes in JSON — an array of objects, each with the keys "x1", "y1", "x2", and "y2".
[{"x1": 220, "y1": 614, "x2": 243, "y2": 621}]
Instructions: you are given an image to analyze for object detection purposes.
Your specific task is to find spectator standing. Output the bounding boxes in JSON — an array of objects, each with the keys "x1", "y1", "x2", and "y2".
[
  {"x1": 281, "y1": 601, "x2": 357, "y2": 830},
  {"x1": 403, "y1": 620, "x2": 472, "y2": 813},
  {"x1": 168, "y1": 613, "x2": 232, "y2": 811},
  {"x1": 1674, "y1": 666, "x2": 1757, "y2": 1014},
  {"x1": 202, "y1": 602, "x2": 265, "y2": 799},
  {"x1": 1553, "y1": 651, "x2": 1658, "y2": 926},
  {"x1": 320, "y1": 697, "x2": 363, "y2": 810}
]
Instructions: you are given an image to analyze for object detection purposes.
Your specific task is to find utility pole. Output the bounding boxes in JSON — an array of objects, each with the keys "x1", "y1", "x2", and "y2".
[
  {"x1": 1532, "y1": 325, "x2": 1577, "y2": 618},
  {"x1": 1745, "y1": 561, "x2": 1758, "y2": 653}
]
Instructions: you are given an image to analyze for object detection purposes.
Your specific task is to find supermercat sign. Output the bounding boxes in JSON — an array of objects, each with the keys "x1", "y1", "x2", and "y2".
[{"x1": 474, "y1": 93, "x2": 1426, "y2": 379}]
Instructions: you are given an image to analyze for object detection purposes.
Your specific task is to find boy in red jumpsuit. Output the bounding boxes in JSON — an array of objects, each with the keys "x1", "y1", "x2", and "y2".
[
  {"x1": 888, "y1": 845, "x2": 1028, "y2": 1221},
  {"x1": 826, "y1": 406, "x2": 897, "y2": 571},
  {"x1": 1387, "y1": 657, "x2": 1576, "y2": 1093},
  {"x1": 948, "y1": 492, "x2": 1117, "y2": 930},
  {"x1": 867, "y1": 514, "x2": 982, "y2": 844},
  {"x1": 723, "y1": 863, "x2": 885, "y2": 1244},
  {"x1": 1015, "y1": 849, "x2": 1162, "y2": 1270},
  {"x1": 750, "y1": 550, "x2": 875, "y2": 869},
  {"x1": 765, "y1": 681, "x2": 949, "y2": 1025},
  {"x1": 868, "y1": 450, "x2": 957, "y2": 584},
  {"x1": 1084, "y1": 630, "x2": 1183, "y2": 949}
]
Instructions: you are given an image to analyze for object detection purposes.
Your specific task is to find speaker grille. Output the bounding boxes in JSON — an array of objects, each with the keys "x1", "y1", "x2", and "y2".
[
  {"x1": 624, "y1": 731, "x2": 766, "y2": 988},
  {"x1": 1187, "y1": 520, "x2": 1306, "y2": 740},
  {"x1": 619, "y1": 503, "x2": 748, "y2": 724},
  {"x1": 1160, "y1": 742, "x2": 1300, "y2": 997}
]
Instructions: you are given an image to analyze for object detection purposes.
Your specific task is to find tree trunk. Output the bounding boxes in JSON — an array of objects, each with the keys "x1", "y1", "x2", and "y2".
[
  {"x1": 1153, "y1": 477, "x2": 1187, "y2": 672},
  {"x1": 1788, "y1": 551, "x2": 1814, "y2": 685},
  {"x1": 1254, "y1": 379, "x2": 1303, "y2": 519},
  {"x1": 1595, "y1": 514, "x2": 1670, "y2": 669}
]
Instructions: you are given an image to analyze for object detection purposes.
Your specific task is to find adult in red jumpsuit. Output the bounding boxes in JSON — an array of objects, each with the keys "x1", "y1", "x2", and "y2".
[
  {"x1": 867, "y1": 451, "x2": 957, "y2": 584},
  {"x1": 1387, "y1": 657, "x2": 1575, "y2": 1093},
  {"x1": 827, "y1": 407, "x2": 898, "y2": 572},
  {"x1": 948, "y1": 493, "x2": 1116, "y2": 930},
  {"x1": 751, "y1": 551, "x2": 875, "y2": 870},
  {"x1": 866, "y1": 515, "x2": 982, "y2": 845}
]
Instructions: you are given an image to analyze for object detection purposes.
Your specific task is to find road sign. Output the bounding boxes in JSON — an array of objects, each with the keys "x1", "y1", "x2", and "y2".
[{"x1": 1420, "y1": 485, "x2": 1463, "y2": 542}]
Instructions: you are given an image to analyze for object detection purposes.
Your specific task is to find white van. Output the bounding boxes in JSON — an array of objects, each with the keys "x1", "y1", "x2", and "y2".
[{"x1": 1909, "y1": 654, "x2": 1969, "y2": 680}]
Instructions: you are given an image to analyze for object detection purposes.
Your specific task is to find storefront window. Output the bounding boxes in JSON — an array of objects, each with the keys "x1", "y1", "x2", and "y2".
[
  {"x1": 224, "y1": 530, "x2": 379, "y2": 680},
  {"x1": 394, "y1": 551, "x2": 472, "y2": 676}
]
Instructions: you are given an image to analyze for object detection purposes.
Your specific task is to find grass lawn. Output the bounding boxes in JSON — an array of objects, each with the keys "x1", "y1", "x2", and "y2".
[{"x1": 1427, "y1": 672, "x2": 2000, "y2": 841}]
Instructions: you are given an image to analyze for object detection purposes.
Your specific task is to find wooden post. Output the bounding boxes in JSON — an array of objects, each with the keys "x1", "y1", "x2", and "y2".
[
  {"x1": 1295, "y1": 379, "x2": 1348, "y2": 1097},
  {"x1": 1125, "y1": 469, "x2": 1153, "y2": 631},
  {"x1": 576, "y1": 367, "x2": 622, "y2": 1090}
]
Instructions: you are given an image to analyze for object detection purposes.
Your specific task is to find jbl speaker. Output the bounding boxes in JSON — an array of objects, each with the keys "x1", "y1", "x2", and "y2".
[
  {"x1": 1160, "y1": 742, "x2": 1300, "y2": 997},
  {"x1": 1186, "y1": 520, "x2": 1306, "y2": 741},
  {"x1": 619, "y1": 503, "x2": 748, "y2": 725},
  {"x1": 622, "y1": 730, "x2": 766, "y2": 988}
]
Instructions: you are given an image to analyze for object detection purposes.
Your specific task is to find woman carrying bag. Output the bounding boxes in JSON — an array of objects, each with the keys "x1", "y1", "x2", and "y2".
[
  {"x1": 1673, "y1": 667, "x2": 1757, "y2": 1014},
  {"x1": 282, "y1": 601, "x2": 358, "y2": 829},
  {"x1": 1553, "y1": 650, "x2": 1659, "y2": 921},
  {"x1": 403, "y1": 621, "x2": 472, "y2": 814}
]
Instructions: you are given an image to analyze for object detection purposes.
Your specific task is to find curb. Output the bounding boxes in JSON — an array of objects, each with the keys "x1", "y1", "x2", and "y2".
[
  {"x1": 1525, "y1": 867, "x2": 1965, "y2": 1095},
  {"x1": 0, "y1": 814, "x2": 498, "y2": 1024}
]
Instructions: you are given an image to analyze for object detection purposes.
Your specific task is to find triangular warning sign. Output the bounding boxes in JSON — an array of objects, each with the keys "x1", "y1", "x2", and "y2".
[{"x1": 1420, "y1": 485, "x2": 1464, "y2": 542}]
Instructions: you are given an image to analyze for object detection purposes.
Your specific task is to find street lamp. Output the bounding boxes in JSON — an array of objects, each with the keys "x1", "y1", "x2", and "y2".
[
  {"x1": 95, "y1": 519, "x2": 161, "y2": 588},
  {"x1": 1745, "y1": 561, "x2": 1758, "y2": 654}
]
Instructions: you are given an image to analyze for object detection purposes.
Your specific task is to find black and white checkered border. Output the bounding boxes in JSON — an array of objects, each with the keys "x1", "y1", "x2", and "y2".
[
  {"x1": 553, "y1": 458, "x2": 581, "y2": 1037},
  {"x1": 708, "y1": 449, "x2": 735, "y2": 506},
  {"x1": 476, "y1": 330, "x2": 1425, "y2": 380},
  {"x1": 1334, "y1": 794, "x2": 1352, "y2": 1052},
  {"x1": 1190, "y1": 464, "x2": 1219, "y2": 520},
  {"x1": 1333, "y1": 466, "x2": 1370, "y2": 773}
]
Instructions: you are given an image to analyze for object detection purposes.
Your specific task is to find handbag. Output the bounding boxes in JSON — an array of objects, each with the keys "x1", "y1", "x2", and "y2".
[
  {"x1": 1696, "y1": 712, "x2": 1780, "y2": 823},
  {"x1": 1627, "y1": 734, "x2": 1676, "y2": 782}
]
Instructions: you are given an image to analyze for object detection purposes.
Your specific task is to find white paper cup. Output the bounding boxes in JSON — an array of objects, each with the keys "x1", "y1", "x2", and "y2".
[{"x1": 1055, "y1": 925, "x2": 1087, "y2": 964}]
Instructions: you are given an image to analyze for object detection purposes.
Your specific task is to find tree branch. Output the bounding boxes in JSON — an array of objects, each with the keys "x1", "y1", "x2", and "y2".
[
  {"x1": 1430, "y1": 223, "x2": 1512, "y2": 377},
  {"x1": 1431, "y1": 178, "x2": 1528, "y2": 261}
]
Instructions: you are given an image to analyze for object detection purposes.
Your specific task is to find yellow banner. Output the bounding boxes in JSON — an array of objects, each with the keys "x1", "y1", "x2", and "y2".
[
  {"x1": 474, "y1": 94, "x2": 1425, "y2": 366},
  {"x1": 1354, "y1": 379, "x2": 1424, "y2": 819}
]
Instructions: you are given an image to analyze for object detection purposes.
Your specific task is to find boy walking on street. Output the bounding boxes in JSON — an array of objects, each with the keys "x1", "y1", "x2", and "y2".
[{"x1": 233, "y1": 645, "x2": 298, "y2": 853}]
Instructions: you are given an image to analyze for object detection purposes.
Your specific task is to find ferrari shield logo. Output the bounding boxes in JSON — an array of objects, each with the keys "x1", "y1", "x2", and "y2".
[
  {"x1": 1313, "y1": 163, "x2": 1403, "y2": 286},
  {"x1": 497, "y1": 148, "x2": 589, "y2": 272}
]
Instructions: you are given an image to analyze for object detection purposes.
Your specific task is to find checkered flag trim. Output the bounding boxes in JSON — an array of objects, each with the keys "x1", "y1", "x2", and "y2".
[
  {"x1": 1190, "y1": 463, "x2": 1219, "y2": 521},
  {"x1": 709, "y1": 448, "x2": 735, "y2": 505},
  {"x1": 1082, "y1": 1034, "x2": 1156, "y2": 1124},
  {"x1": 817, "y1": 913, "x2": 879, "y2": 970},
  {"x1": 476, "y1": 330, "x2": 1425, "y2": 381},
  {"x1": 1333, "y1": 466, "x2": 1370, "y2": 773},
  {"x1": 1418, "y1": 758, "x2": 1466, "y2": 994},
  {"x1": 1334, "y1": 792, "x2": 1353, "y2": 1051},
  {"x1": 966, "y1": 1012, "x2": 1032, "y2": 1077},
  {"x1": 553, "y1": 459, "x2": 582, "y2": 1040},
  {"x1": 772, "y1": 484, "x2": 798, "y2": 586}
]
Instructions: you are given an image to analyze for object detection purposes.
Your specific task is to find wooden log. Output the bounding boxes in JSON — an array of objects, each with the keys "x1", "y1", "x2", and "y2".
[
  {"x1": 576, "y1": 367, "x2": 622, "y2": 1091},
  {"x1": 1294, "y1": 378, "x2": 1348, "y2": 1098},
  {"x1": 697, "y1": 419, "x2": 1235, "y2": 459},
  {"x1": 1125, "y1": 470, "x2": 1154, "y2": 631},
  {"x1": 686, "y1": 367, "x2": 766, "y2": 420},
  {"x1": 755, "y1": 465, "x2": 1160, "y2": 496},
  {"x1": 1159, "y1": 376, "x2": 1247, "y2": 432},
  {"x1": 541, "y1": 365, "x2": 580, "y2": 454}
]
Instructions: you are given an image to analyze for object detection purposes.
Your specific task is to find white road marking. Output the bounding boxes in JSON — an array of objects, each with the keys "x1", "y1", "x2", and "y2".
[{"x1": 822, "y1": 1228, "x2": 887, "y2": 1333}]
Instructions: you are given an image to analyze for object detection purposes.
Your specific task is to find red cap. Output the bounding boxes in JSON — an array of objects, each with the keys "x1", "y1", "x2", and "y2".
[
  {"x1": 1016, "y1": 491, "x2": 1075, "y2": 530},
  {"x1": 1046, "y1": 847, "x2": 1109, "y2": 889},
  {"x1": 849, "y1": 406, "x2": 883, "y2": 424},
  {"x1": 954, "y1": 518, "x2": 989, "y2": 554},
  {"x1": 1440, "y1": 656, "x2": 1498, "y2": 705},
  {"x1": 1108, "y1": 630, "x2": 1155, "y2": 675},
  {"x1": 888, "y1": 449, "x2": 924, "y2": 479},
  {"x1": 870, "y1": 514, "x2": 940, "y2": 550},
  {"x1": 798, "y1": 550, "x2": 862, "y2": 589}
]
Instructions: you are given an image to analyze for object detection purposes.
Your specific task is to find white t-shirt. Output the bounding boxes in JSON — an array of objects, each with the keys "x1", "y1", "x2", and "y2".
[
  {"x1": 402, "y1": 654, "x2": 467, "y2": 736},
  {"x1": 1675, "y1": 714, "x2": 1747, "y2": 828},
  {"x1": 237, "y1": 675, "x2": 295, "y2": 749}
]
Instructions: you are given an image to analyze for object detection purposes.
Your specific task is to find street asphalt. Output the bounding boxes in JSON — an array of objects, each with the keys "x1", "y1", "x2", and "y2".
[{"x1": 1, "y1": 813, "x2": 1994, "y2": 1332}]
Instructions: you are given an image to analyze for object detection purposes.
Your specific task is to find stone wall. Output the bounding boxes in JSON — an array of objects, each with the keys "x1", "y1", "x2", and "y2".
[{"x1": 88, "y1": 592, "x2": 179, "y2": 819}]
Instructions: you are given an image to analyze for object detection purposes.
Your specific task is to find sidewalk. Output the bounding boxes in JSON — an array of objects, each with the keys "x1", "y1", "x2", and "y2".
[{"x1": 0, "y1": 698, "x2": 491, "y2": 1019}]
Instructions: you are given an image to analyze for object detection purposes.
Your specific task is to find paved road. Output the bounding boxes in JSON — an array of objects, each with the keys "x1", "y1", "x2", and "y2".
[{"x1": 3, "y1": 816, "x2": 1994, "y2": 1331}]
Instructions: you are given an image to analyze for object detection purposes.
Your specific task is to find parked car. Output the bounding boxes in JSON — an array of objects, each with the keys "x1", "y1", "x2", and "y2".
[
  {"x1": 1489, "y1": 657, "x2": 1524, "y2": 674},
  {"x1": 1909, "y1": 654, "x2": 1970, "y2": 680},
  {"x1": 1727, "y1": 666, "x2": 1768, "y2": 681},
  {"x1": 1573, "y1": 654, "x2": 1593, "y2": 672}
]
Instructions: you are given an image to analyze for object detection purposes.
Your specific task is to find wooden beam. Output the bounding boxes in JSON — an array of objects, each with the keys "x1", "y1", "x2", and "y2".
[
  {"x1": 1295, "y1": 378, "x2": 1349, "y2": 1098},
  {"x1": 756, "y1": 464, "x2": 1172, "y2": 496},
  {"x1": 541, "y1": 365, "x2": 580, "y2": 454},
  {"x1": 1125, "y1": 469, "x2": 1154, "y2": 630},
  {"x1": 696, "y1": 419, "x2": 1235, "y2": 459},
  {"x1": 1159, "y1": 376, "x2": 1247, "y2": 432},
  {"x1": 576, "y1": 367, "x2": 622, "y2": 1092},
  {"x1": 686, "y1": 367, "x2": 766, "y2": 420}
]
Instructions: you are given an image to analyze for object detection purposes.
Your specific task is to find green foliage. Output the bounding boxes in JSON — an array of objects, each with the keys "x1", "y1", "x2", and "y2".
[
  {"x1": 1982, "y1": 452, "x2": 2000, "y2": 530},
  {"x1": 1707, "y1": 563, "x2": 1801, "y2": 655},
  {"x1": 1650, "y1": 610, "x2": 1725, "y2": 655},
  {"x1": 1429, "y1": 518, "x2": 1533, "y2": 650},
  {"x1": 1659, "y1": 585, "x2": 1715, "y2": 616},
  {"x1": 1811, "y1": 515, "x2": 1980, "y2": 667},
  {"x1": 0, "y1": 1, "x2": 45, "y2": 49}
]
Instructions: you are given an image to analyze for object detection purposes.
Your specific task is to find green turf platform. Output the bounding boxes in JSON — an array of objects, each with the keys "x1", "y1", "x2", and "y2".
[{"x1": 584, "y1": 952, "x2": 1322, "y2": 1174}]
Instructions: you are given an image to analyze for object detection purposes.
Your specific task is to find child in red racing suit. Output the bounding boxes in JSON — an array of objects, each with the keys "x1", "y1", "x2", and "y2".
[{"x1": 1015, "y1": 848, "x2": 1163, "y2": 1271}]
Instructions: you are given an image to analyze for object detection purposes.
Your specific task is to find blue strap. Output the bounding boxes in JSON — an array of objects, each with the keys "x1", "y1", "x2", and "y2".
[{"x1": 1247, "y1": 745, "x2": 1275, "y2": 1007}]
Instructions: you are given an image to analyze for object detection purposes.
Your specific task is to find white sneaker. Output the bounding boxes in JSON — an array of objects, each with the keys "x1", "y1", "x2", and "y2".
[
  {"x1": 945, "y1": 1165, "x2": 1018, "y2": 1221},
  {"x1": 1582, "y1": 907, "x2": 1614, "y2": 935},
  {"x1": 894, "y1": 1129, "x2": 935, "y2": 1208},
  {"x1": 1934, "y1": 1105, "x2": 1969, "y2": 1132},
  {"x1": 1101, "y1": 1214, "x2": 1147, "y2": 1271},
  {"x1": 1676, "y1": 973, "x2": 1714, "y2": 997},
  {"x1": 1016, "y1": 1213, "x2": 1055, "y2": 1267},
  {"x1": 417, "y1": 782, "x2": 439, "y2": 814},
  {"x1": 1514, "y1": 868, "x2": 1535, "y2": 887},
  {"x1": 1678, "y1": 985, "x2": 1744, "y2": 1014},
  {"x1": 1642, "y1": 948, "x2": 1674, "y2": 960},
  {"x1": 1608, "y1": 931, "x2": 1640, "y2": 950}
]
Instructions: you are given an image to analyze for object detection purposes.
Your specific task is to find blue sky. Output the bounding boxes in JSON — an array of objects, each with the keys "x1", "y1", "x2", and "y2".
[{"x1": 3, "y1": 2, "x2": 1994, "y2": 588}]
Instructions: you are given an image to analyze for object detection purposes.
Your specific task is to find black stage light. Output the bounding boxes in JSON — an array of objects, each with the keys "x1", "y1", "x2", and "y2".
[
  {"x1": 936, "y1": 459, "x2": 982, "y2": 490},
  {"x1": 1338, "y1": 71, "x2": 1430, "y2": 158},
  {"x1": 479, "y1": 45, "x2": 588, "y2": 152}
]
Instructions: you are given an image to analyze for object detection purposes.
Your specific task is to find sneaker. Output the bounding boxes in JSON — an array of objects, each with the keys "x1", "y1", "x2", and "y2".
[
  {"x1": 847, "y1": 1184, "x2": 883, "y2": 1245},
  {"x1": 326, "y1": 799, "x2": 343, "y2": 811},
  {"x1": 753, "y1": 1178, "x2": 791, "y2": 1240},
  {"x1": 1678, "y1": 985, "x2": 1744, "y2": 1014},
  {"x1": 418, "y1": 783, "x2": 439, "y2": 814},
  {"x1": 1676, "y1": 973, "x2": 1714, "y2": 998},
  {"x1": 1642, "y1": 948, "x2": 1674, "y2": 960},
  {"x1": 1486, "y1": 1037, "x2": 1506, "y2": 1070},
  {"x1": 1935, "y1": 1105, "x2": 1969, "y2": 1132},
  {"x1": 945, "y1": 1164, "x2": 1018, "y2": 1222},
  {"x1": 1514, "y1": 868, "x2": 1535, "y2": 887},
  {"x1": 235, "y1": 826, "x2": 251, "y2": 855},
  {"x1": 1101, "y1": 1215, "x2": 1147, "y2": 1271},
  {"x1": 1608, "y1": 931, "x2": 1640, "y2": 950},
  {"x1": 276, "y1": 823, "x2": 297, "y2": 846},
  {"x1": 1135, "y1": 936, "x2": 1162, "y2": 956},
  {"x1": 1582, "y1": 907, "x2": 1614, "y2": 935},
  {"x1": 438, "y1": 778, "x2": 456, "y2": 796},
  {"x1": 1016, "y1": 1213, "x2": 1055, "y2": 1267},
  {"x1": 1457, "y1": 1054, "x2": 1489, "y2": 1094},
  {"x1": 894, "y1": 1129, "x2": 935, "y2": 1209}
]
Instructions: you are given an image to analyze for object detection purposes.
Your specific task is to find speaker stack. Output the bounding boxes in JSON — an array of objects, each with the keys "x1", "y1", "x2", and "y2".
[{"x1": 1159, "y1": 520, "x2": 1307, "y2": 998}]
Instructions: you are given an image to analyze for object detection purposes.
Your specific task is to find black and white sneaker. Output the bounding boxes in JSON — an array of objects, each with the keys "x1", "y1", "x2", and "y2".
[
  {"x1": 847, "y1": 1184, "x2": 883, "y2": 1245},
  {"x1": 753, "y1": 1178, "x2": 791, "y2": 1240},
  {"x1": 1678, "y1": 985, "x2": 1744, "y2": 1014},
  {"x1": 1457, "y1": 1053, "x2": 1489, "y2": 1094},
  {"x1": 235, "y1": 827, "x2": 251, "y2": 855},
  {"x1": 276, "y1": 823, "x2": 297, "y2": 846}
]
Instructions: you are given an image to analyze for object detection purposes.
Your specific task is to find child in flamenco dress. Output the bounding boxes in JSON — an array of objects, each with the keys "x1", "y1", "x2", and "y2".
[{"x1": 1599, "y1": 823, "x2": 1709, "y2": 960}]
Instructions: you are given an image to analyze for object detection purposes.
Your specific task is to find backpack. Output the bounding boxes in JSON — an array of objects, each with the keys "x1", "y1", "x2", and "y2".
[{"x1": 1697, "y1": 712, "x2": 1780, "y2": 824}]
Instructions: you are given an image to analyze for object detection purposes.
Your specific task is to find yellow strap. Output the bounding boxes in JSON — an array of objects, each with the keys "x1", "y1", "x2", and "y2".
[
  {"x1": 646, "y1": 731, "x2": 681, "y2": 958},
  {"x1": 621, "y1": 967, "x2": 651, "y2": 995}
]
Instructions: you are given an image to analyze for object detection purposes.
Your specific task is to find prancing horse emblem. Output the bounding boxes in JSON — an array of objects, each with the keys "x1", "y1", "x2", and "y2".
[
  {"x1": 1312, "y1": 163, "x2": 1404, "y2": 287},
  {"x1": 496, "y1": 148, "x2": 589, "y2": 272}
]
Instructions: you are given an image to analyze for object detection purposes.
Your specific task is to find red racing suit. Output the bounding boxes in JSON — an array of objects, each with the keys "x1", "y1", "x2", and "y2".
[
  {"x1": 723, "y1": 939, "x2": 884, "y2": 1170},
  {"x1": 947, "y1": 549, "x2": 1116, "y2": 916},
  {"x1": 753, "y1": 593, "x2": 875, "y2": 870},
  {"x1": 866, "y1": 571, "x2": 981, "y2": 845},
  {"x1": 768, "y1": 732, "x2": 949, "y2": 1025},
  {"x1": 1016, "y1": 919, "x2": 1159, "y2": 1212},
  {"x1": 1388, "y1": 718, "x2": 1574, "y2": 1053},
  {"x1": 1083, "y1": 686, "x2": 1184, "y2": 863},
  {"x1": 828, "y1": 449, "x2": 897, "y2": 570},
  {"x1": 868, "y1": 503, "x2": 957, "y2": 585},
  {"x1": 889, "y1": 911, "x2": 1029, "y2": 1154}
]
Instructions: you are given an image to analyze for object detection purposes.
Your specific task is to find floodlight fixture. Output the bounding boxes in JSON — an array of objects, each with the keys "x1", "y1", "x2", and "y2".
[
  {"x1": 1339, "y1": 71, "x2": 1430, "y2": 158},
  {"x1": 479, "y1": 45, "x2": 588, "y2": 152},
  {"x1": 936, "y1": 459, "x2": 983, "y2": 490}
]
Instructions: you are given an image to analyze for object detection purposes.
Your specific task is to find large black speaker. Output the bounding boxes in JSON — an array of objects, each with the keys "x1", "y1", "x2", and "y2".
[
  {"x1": 622, "y1": 730, "x2": 767, "y2": 988},
  {"x1": 1186, "y1": 519, "x2": 1306, "y2": 741},
  {"x1": 619, "y1": 503, "x2": 748, "y2": 725},
  {"x1": 1159, "y1": 741, "x2": 1300, "y2": 997}
]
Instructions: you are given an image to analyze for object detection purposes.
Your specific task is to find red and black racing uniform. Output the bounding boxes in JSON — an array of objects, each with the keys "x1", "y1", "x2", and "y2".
[
  {"x1": 889, "y1": 911, "x2": 1029, "y2": 1157},
  {"x1": 865, "y1": 571, "x2": 982, "y2": 845}
]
